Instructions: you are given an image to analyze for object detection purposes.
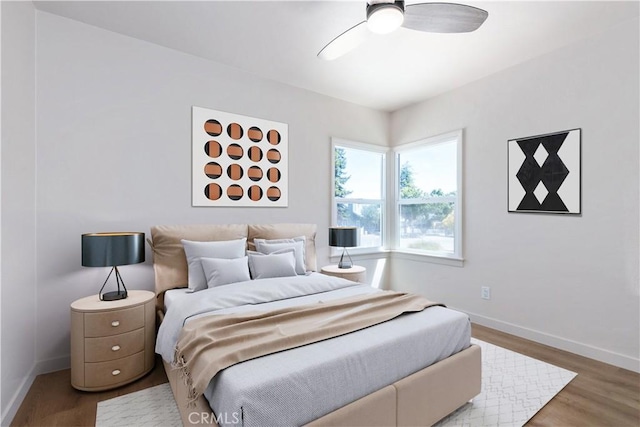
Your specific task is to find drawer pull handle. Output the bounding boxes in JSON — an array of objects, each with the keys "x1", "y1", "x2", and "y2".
[
  {"x1": 111, "y1": 345, "x2": 121, "y2": 352},
  {"x1": 111, "y1": 321, "x2": 120, "y2": 327},
  {"x1": 112, "y1": 370, "x2": 121, "y2": 376}
]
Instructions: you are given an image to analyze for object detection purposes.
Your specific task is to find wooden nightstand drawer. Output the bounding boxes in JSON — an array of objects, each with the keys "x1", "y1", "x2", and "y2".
[
  {"x1": 85, "y1": 327, "x2": 145, "y2": 362},
  {"x1": 84, "y1": 305, "x2": 144, "y2": 337},
  {"x1": 84, "y1": 351, "x2": 145, "y2": 388}
]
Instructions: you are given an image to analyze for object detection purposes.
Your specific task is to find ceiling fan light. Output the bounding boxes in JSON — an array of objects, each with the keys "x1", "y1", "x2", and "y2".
[{"x1": 367, "y1": 4, "x2": 404, "y2": 34}]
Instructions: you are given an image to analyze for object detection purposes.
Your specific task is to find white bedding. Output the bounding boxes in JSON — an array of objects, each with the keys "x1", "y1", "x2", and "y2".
[
  {"x1": 156, "y1": 273, "x2": 471, "y2": 427},
  {"x1": 163, "y1": 288, "x2": 190, "y2": 311}
]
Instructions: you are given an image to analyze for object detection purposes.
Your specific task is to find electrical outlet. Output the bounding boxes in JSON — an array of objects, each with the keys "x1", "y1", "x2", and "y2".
[{"x1": 481, "y1": 286, "x2": 491, "y2": 300}]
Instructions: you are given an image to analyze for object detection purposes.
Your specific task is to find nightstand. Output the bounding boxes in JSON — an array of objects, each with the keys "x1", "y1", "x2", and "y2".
[
  {"x1": 70, "y1": 290, "x2": 155, "y2": 391},
  {"x1": 321, "y1": 265, "x2": 367, "y2": 283}
]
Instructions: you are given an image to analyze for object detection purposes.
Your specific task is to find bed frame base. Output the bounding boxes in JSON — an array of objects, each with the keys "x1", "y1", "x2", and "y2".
[{"x1": 164, "y1": 344, "x2": 481, "y2": 427}]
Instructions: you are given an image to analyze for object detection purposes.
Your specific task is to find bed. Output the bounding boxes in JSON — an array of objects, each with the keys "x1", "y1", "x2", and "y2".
[{"x1": 150, "y1": 223, "x2": 481, "y2": 426}]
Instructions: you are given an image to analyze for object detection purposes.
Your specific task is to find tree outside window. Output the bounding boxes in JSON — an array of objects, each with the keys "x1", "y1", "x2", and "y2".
[{"x1": 332, "y1": 141, "x2": 385, "y2": 250}]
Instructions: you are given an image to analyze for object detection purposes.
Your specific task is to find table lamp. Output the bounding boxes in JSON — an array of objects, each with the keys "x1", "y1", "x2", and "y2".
[
  {"x1": 81, "y1": 232, "x2": 145, "y2": 301},
  {"x1": 329, "y1": 226, "x2": 359, "y2": 269}
]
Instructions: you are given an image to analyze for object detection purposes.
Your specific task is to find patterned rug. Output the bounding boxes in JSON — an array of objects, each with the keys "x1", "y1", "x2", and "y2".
[
  {"x1": 96, "y1": 383, "x2": 180, "y2": 427},
  {"x1": 95, "y1": 339, "x2": 576, "y2": 427},
  {"x1": 435, "y1": 338, "x2": 577, "y2": 426}
]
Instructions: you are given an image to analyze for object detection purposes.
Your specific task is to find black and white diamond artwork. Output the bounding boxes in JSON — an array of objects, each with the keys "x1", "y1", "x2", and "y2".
[{"x1": 508, "y1": 129, "x2": 581, "y2": 214}]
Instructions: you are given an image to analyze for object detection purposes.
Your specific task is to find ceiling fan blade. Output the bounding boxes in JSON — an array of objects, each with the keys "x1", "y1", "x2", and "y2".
[
  {"x1": 318, "y1": 21, "x2": 370, "y2": 61},
  {"x1": 402, "y1": 2, "x2": 488, "y2": 33}
]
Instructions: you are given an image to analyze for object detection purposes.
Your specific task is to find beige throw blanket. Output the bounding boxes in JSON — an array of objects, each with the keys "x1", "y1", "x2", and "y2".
[{"x1": 173, "y1": 291, "x2": 444, "y2": 405}]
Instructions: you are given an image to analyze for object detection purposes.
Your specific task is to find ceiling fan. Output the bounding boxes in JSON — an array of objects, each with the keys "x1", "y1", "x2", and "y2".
[{"x1": 317, "y1": 1, "x2": 489, "y2": 60}]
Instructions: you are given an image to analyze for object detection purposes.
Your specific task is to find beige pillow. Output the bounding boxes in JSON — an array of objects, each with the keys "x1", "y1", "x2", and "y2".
[
  {"x1": 149, "y1": 224, "x2": 248, "y2": 297},
  {"x1": 248, "y1": 224, "x2": 317, "y2": 271}
]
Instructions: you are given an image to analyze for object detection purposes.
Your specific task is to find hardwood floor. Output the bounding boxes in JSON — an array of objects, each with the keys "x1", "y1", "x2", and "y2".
[
  {"x1": 472, "y1": 324, "x2": 640, "y2": 427},
  {"x1": 10, "y1": 325, "x2": 640, "y2": 426},
  {"x1": 11, "y1": 355, "x2": 169, "y2": 427}
]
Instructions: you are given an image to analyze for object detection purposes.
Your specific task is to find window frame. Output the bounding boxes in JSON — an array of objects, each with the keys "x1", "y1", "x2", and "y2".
[
  {"x1": 331, "y1": 138, "x2": 388, "y2": 256},
  {"x1": 392, "y1": 130, "x2": 463, "y2": 260}
]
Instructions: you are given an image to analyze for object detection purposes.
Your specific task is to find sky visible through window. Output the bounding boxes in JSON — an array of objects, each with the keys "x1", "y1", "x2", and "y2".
[
  {"x1": 339, "y1": 141, "x2": 456, "y2": 198},
  {"x1": 339, "y1": 147, "x2": 382, "y2": 199},
  {"x1": 399, "y1": 140, "x2": 457, "y2": 196}
]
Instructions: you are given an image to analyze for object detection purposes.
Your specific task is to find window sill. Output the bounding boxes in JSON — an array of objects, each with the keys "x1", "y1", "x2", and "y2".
[
  {"x1": 329, "y1": 249, "x2": 389, "y2": 263},
  {"x1": 329, "y1": 249, "x2": 463, "y2": 267},
  {"x1": 390, "y1": 250, "x2": 464, "y2": 267}
]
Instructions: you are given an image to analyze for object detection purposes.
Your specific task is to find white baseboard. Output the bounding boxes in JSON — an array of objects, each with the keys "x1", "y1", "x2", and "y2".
[
  {"x1": 0, "y1": 356, "x2": 70, "y2": 426},
  {"x1": 465, "y1": 309, "x2": 640, "y2": 373},
  {"x1": 35, "y1": 356, "x2": 70, "y2": 375},
  {"x1": 0, "y1": 365, "x2": 36, "y2": 427}
]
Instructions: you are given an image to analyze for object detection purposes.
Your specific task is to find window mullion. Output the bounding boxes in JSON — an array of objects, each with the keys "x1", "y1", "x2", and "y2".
[
  {"x1": 398, "y1": 197, "x2": 457, "y2": 205},
  {"x1": 336, "y1": 198, "x2": 383, "y2": 205}
]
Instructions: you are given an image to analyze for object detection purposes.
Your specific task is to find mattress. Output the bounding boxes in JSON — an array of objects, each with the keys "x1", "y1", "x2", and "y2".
[
  {"x1": 163, "y1": 288, "x2": 190, "y2": 311},
  {"x1": 156, "y1": 273, "x2": 471, "y2": 427}
]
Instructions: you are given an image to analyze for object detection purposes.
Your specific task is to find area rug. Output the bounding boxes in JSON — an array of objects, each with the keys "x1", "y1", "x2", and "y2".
[
  {"x1": 95, "y1": 383, "x2": 181, "y2": 427},
  {"x1": 435, "y1": 338, "x2": 577, "y2": 426},
  {"x1": 95, "y1": 338, "x2": 576, "y2": 427}
]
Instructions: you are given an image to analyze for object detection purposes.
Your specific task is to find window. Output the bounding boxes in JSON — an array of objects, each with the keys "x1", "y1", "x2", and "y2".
[
  {"x1": 332, "y1": 139, "x2": 386, "y2": 252},
  {"x1": 394, "y1": 131, "x2": 462, "y2": 258}
]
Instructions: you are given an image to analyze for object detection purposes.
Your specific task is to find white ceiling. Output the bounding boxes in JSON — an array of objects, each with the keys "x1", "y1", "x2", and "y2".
[{"x1": 34, "y1": 1, "x2": 639, "y2": 112}]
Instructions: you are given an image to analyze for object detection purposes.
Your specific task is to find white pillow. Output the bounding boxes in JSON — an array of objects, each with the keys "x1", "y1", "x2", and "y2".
[
  {"x1": 254, "y1": 236, "x2": 306, "y2": 275},
  {"x1": 181, "y1": 238, "x2": 247, "y2": 292},
  {"x1": 200, "y1": 257, "x2": 250, "y2": 288},
  {"x1": 248, "y1": 250, "x2": 297, "y2": 279}
]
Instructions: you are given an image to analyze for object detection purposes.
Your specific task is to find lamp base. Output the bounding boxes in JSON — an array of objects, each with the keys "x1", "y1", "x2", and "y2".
[
  {"x1": 99, "y1": 266, "x2": 129, "y2": 301},
  {"x1": 101, "y1": 290, "x2": 128, "y2": 301},
  {"x1": 337, "y1": 260, "x2": 353, "y2": 269}
]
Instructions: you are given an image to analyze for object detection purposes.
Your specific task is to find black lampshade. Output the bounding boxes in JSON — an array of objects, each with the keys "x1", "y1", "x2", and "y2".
[
  {"x1": 82, "y1": 232, "x2": 145, "y2": 267},
  {"x1": 329, "y1": 227, "x2": 359, "y2": 248}
]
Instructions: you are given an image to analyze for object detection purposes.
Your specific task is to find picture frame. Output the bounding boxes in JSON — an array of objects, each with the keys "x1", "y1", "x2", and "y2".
[
  {"x1": 192, "y1": 106, "x2": 288, "y2": 207},
  {"x1": 507, "y1": 128, "x2": 581, "y2": 214}
]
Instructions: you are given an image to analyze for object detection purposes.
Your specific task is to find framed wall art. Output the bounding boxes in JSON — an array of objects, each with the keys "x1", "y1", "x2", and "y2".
[
  {"x1": 192, "y1": 106, "x2": 288, "y2": 207},
  {"x1": 508, "y1": 128, "x2": 581, "y2": 214}
]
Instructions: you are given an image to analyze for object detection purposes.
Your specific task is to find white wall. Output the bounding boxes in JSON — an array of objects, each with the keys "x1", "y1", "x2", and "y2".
[
  {"x1": 34, "y1": 12, "x2": 389, "y2": 368},
  {"x1": 390, "y1": 18, "x2": 640, "y2": 371},
  {"x1": 1, "y1": 1, "x2": 37, "y2": 423}
]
